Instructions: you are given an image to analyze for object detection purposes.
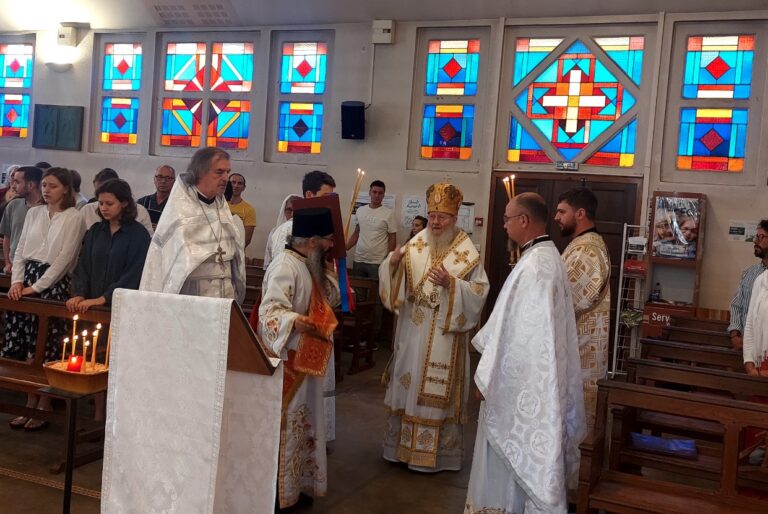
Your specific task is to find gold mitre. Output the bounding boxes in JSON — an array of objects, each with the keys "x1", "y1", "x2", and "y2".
[{"x1": 426, "y1": 183, "x2": 463, "y2": 216}]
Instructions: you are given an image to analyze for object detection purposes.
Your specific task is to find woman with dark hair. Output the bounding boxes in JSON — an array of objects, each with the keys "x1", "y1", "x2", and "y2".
[
  {"x1": 408, "y1": 215, "x2": 428, "y2": 240},
  {"x1": 67, "y1": 179, "x2": 151, "y2": 314},
  {"x1": 3, "y1": 167, "x2": 86, "y2": 431}
]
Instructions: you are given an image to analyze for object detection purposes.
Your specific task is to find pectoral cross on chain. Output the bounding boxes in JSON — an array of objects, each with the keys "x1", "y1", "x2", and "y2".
[{"x1": 215, "y1": 246, "x2": 226, "y2": 269}]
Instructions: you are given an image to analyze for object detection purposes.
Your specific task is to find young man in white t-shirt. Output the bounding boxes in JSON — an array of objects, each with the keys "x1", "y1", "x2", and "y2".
[{"x1": 346, "y1": 180, "x2": 396, "y2": 278}]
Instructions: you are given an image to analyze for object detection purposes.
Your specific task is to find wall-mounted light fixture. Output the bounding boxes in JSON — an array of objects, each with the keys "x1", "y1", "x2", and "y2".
[{"x1": 44, "y1": 22, "x2": 89, "y2": 73}]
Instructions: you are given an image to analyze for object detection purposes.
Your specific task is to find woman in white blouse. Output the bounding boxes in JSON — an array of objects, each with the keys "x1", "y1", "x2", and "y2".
[{"x1": 3, "y1": 167, "x2": 86, "y2": 431}]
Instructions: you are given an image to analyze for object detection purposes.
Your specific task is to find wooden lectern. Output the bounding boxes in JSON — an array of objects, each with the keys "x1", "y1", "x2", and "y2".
[{"x1": 227, "y1": 302, "x2": 279, "y2": 376}]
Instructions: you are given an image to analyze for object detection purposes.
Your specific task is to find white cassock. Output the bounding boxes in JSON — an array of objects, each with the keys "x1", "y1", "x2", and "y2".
[
  {"x1": 266, "y1": 216, "x2": 337, "y2": 441},
  {"x1": 379, "y1": 229, "x2": 488, "y2": 471},
  {"x1": 465, "y1": 239, "x2": 586, "y2": 514},
  {"x1": 258, "y1": 248, "x2": 341, "y2": 508},
  {"x1": 140, "y1": 180, "x2": 245, "y2": 303}
]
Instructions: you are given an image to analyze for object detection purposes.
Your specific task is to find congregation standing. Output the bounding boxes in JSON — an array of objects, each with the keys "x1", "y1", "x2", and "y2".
[{"x1": 1, "y1": 146, "x2": 766, "y2": 513}]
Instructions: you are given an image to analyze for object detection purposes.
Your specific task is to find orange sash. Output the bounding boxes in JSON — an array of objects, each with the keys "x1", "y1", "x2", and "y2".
[{"x1": 293, "y1": 284, "x2": 338, "y2": 376}]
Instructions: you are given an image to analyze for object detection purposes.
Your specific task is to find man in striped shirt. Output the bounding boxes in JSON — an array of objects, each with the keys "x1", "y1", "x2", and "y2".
[{"x1": 728, "y1": 219, "x2": 768, "y2": 349}]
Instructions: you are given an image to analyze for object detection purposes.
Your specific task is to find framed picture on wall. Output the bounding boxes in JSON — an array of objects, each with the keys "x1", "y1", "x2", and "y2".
[{"x1": 650, "y1": 193, "x2": 704, "y2": 261}]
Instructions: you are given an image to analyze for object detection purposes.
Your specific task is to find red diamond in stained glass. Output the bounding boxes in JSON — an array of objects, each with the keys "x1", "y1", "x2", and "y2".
[
  {"x1": 705, "y1": 56, "x2": 730, "y2": 80},
  {"x1": 8, "y1": 59, "x2": 21, "y2": 74},
  {"x1": 6, "y1": 108, "x2": 18, "y2": 124},
  {"x1": 442, "y1": 58, "x2": 463, "y2": 79},
  {"x1": 113, "y1": 113, "x2": 127, "y2": 129},
  {"x1": 295, "y1": 59, "x2": 313, "y2": 78},
  {"x1": 116, "y1": 59, "x2": 131, "y2": 76},
  {"x1": 699, "y1": 129, "x2": 724, "y2": 151},
  {"x1": 438, "y1": 122, "x2": 458, "y2": 142},
  {"x1": 292, "y1": 119, "x2": 309, "y2": 138}
]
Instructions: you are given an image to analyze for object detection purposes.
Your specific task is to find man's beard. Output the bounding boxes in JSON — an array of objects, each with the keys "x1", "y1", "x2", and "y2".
[
  {"x1": 756, "y1": 246, "x2": 767, "y2": 259},
  {"x1": 559, "y1": 221, "x2": 576, "y2": 237},
  {"x1": 306, "y1": 247, "x2": 331, "y2": 292},
  {"x1": 430, "y1": 226, "x2": 458, "y2": 254}
]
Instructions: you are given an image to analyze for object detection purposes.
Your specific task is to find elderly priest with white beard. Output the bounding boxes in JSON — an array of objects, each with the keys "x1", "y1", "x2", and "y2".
[
  {"x1": 379, "y1": 182, "x2": 489, "y2": 473},
  {"x1": 258, "y1": 207, "x2": 341, "y2": 509}
]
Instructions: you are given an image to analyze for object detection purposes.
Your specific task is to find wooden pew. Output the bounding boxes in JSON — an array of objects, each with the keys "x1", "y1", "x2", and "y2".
[
  {"x1": 660, "y1": 325, "x2": 731, "y2": 347},
  {"x1": 335, "y1": 277, "x2": 377, "y2": 375},
  {"x1": 671, "y1": 317, "x2": 729, "y2": 332},
  {"x1": 245, "y1": 265, "x2": 265, "y2": 288},
  {"x1": 640, "y1": 338, "x2": 743, "y2": 371},
  {"x1": 578, "y1": 380, "x2": 768, "y2": 514}
]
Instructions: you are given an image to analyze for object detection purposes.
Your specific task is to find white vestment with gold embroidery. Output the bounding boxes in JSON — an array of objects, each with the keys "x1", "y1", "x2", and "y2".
[
  {"x1": 379, "y1": 229, "x2": 489, "y2": 471},
  {"x1": 465, "y1": 241, "x2": 586, "y2": 514},
  {"x1": 258, "y1": 249, "x2": 340, "y2": 509},
  {"x1": 562, "y1": 231, "x2": 611, "y2": 430}
]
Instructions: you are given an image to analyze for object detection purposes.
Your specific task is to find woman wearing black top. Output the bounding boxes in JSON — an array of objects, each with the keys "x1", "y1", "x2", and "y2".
[{"x1": 67, "y1": 179, "x2": 150, "y2": 314}]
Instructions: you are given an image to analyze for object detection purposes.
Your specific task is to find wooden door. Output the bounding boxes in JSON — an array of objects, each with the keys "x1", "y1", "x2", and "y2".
[{"x1": 484, "y1": 172, "x2": 642, "y2": 320}]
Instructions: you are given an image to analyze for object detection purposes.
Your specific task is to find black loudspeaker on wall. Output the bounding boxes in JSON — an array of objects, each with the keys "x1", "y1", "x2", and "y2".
[{"x1": 341, "y1": 101, "x2": 365, "y2": 140}]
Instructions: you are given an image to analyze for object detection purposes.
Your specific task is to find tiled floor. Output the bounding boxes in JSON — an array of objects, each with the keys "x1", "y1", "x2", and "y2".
[{"x1": 1, "y1": 349, "x2": 479, "y2": 513}]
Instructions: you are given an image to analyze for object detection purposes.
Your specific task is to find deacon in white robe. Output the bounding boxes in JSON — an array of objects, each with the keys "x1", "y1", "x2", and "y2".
[
  {"x1": 265, "y1": 171, "x2": 338, "y2": 442},
  {"x1": 140, "y1": 147, "x2": 246, "y2": 302},
  {"x1": 258, "y1": 207, "x2": 341, "y2": 509},
  {"x1": 466, "y1": 193, "x2": 586, "y2": 514},
  {"x1": 379, "y1": 183, "x2": 489, "y2": 472},
  {"x1": 555, "y1": 188, "x2": 611, "y2": 430}
]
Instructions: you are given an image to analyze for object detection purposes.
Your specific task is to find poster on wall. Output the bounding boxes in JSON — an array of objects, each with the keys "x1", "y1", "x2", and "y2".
[
  {"x1": 401, "y1": 195, "x2": 426, "y2": 230},
  {"x1": 457, "y1": 203, "x2": 475, "y2": 235},
  {"x1": 651, "y1": 195, "x2": 701, "y2": 260},
  {"x1": 728, "y1": 220, "x2": 758, "y2": 242}
]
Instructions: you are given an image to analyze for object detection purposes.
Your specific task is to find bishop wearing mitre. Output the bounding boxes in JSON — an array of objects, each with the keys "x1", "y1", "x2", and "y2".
[{"x1": 379, "y1": 182, "x2": 489, "y2": 472}]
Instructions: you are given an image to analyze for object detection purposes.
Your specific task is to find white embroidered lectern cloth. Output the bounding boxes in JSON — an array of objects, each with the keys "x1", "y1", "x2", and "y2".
[{"x1": 101, "y1": 289, "x2": 282, "y2": 514}]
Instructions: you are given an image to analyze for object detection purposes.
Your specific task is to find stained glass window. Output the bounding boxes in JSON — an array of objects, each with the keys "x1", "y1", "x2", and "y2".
[
  {"x1": 0, "y1": 44, "x2": 34, "y2": 88},
  {"x1": 594, "y1": 36, "x2": 644, "y2": 85},
  {"x1": 585, "y1": 118, "x2": 637, "y2": 167},
  {"x1": 677, "y1": 108, "x2": 747, "y2": 172},
  {"x1": 683, "y1": 35, "x2": 753, "y2": 99},
  {"x1": 160, "y1": 98, "x2": 203, "y2": 147},
  {"x1": 0, "y1": 93, "x2": 29, "y2": 138},
  {"x1": 165, "y1": 42, "x2": 206, "y2": 92},
  {"x1": 425, "y1": 39, "x2": 480, "y2": 96},
  {"x1": 100, "y1": 97, "x2": 139, "y2": 144},
  {"x1": 210, "y1": 43, "x2": 253, "y2": 92},
  {"x1": 513, "y1": 38, "x2": 563, "y2": 86},
  {"x1": 278, "y1": 102, "x2": 323, "y2": 154},
  {"x1": 280, "y1": 42, "x2": 327, "y2": 94},
  {"x1": 420, "y1": 104, "x2": 474, "y2": 160},
  {"x1": 507, "y1": 117, "x2": 551, "y2": 163},
  {"x1": 207, "y1": 100, "x2": 250, "y2": 149},
  {"x1": 515, "y1": 40, "x2": 636, "y2": 161},
  {"x1": 103, "y1": 43, "x2": 142, "y2": 91}
]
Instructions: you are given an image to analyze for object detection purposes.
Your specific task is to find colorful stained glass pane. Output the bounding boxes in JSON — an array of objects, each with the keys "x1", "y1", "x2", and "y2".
[
  {"x1": 207, "y1": 100, "x2": 250, "y2": 149},
  {"x1": 103, "y1": 43, "x2": 142, "y2": 91},
  {"x1": 277, "y1": 102, "x2": 323, "y2": 154},
  {"x1": 513, "y1": 38, "x2": 563, "y2": 86},
  {"x1": 516, "y1": 40, "x2": 632, "y2": 161},
  {"x1": 507, "y1": 117, "x2": 551, "y2": 163},
  {"x1": 100, "y1": 97, "x2": 139, "y2": 145},
  {"x1": 425, "y1": 39, "x2": 480, "y2": 96},
  {"x1": 210, "y1": 42, "x2": 253, "y2": 92},
  {"x1": 683, "y1": 35, "x2": 754, "y2": 99},
  {"x1": 585, "y1": 118, "x2": 637, "y2": 167},
  {"x1": 677, "y1": 108, "x2": 747, "y2": 172},
  {"x1": 160, "y1": 97, "x2": 202, "y2": 147},
  {"x1": 164, "y1": 42, "x2": 206, "y2": 92},
  {"x1": 0, "y1": 44, "x2": 34, "y2": 88},
  {"x1": 280, "y1": 42, "x2": 327, "y2": 94},
  {"x1": 0, "y1": 94, "x2": 29, "y2": 138},
  {"x1": 594, "y1": 36, "x2": 644, "y2": 85},
  {"x1": 420, "y1": 104, "x2": 474, "y2": 160}
]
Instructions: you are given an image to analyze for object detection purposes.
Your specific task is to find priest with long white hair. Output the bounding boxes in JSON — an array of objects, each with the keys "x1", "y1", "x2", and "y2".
[{"x1": 465, "y1": 192, "x2": 586, "y2": 514}]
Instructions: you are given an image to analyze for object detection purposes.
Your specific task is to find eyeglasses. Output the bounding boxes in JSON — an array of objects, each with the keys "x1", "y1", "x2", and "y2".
[
  {"x1": 503, "y1": 213, "x2": 526, "y2": 223},
  {"x1": 155, "y1": 176, "x2": 175, "y2": 182},
  {"x1": 755, "y1": 234, "x2": 767, "y2": 242}
]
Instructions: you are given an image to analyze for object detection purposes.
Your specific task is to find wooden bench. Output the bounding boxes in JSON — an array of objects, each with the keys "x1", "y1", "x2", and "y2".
[
  {"x1": 640, "y1": 338, "x2": 743, "y2": 371},
  {"x1": 334, "y1": 277, "x2": 377, "y2": 375},
  {"x1": 671, "y1": 317, "x2": 729, "y2": 332},
  {"x1": 245, "y1": 265, "x2": 265, "y2": 288},
  {"x1": 660, "y1": 325, "x2": 731, "y2": 347},
  {"x1": 578, "y1": 379, "x2": 768, "y2": 514}
]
